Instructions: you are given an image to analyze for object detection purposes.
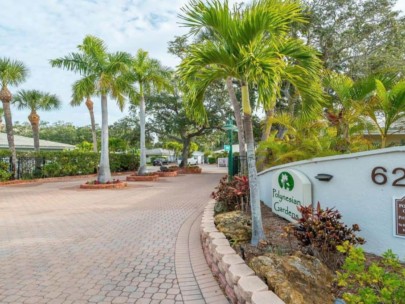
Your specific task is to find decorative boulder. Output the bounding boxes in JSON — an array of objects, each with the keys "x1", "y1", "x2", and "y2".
[
  {"x1": 249, "y1": 251, "x2": 335, "y2": 304},
  {"x1": 214, "y1": 211, "x2": 252, "y2": 243}
]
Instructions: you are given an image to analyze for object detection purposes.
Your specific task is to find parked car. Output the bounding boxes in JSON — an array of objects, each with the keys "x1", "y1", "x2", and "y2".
[
  {"x1": 153, "y1": 158, "x2": 168, "y2": 166},
  {"x1": 177, "y1": 157, "x2": 198, "y2": 166}
]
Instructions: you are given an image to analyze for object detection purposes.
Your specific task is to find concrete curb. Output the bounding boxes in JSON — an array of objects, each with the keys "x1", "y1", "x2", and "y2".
[{"x1": 201, "y1": 200, "x2": 285, "y2": 304}]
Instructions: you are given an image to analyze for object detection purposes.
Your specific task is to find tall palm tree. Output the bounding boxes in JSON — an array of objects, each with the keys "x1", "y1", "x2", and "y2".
[
  {"x1": 178, "y1": 0, "x2": 322, "y2": 245},
  {"x1": 13, "y1": 89, "x2": 61, "y2": 152},
  {"x1": 50, "y1": 35, "x2": 133, "y2": 183},
  {"x1": 71, "y1": 78, "x2": 98, "y2": 153},
  {"x1": 0, "y1": 58, "x2": 28, "y2": 178},
  {"x1": 128, "y1": 49, "x2": 171, "y2": 174},
  {"x1": 363, "y1": 79, "x2": 405, "y2": 148}
]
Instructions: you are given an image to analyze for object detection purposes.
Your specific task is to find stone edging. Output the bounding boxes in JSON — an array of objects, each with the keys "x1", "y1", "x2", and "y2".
[{"x1": 201, "y1": 199, "x2": 285, "y2": 304}]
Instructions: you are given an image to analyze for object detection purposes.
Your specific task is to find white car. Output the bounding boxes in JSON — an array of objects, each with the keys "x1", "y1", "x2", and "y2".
[{"x1": 177, "y1": 158, "x2": 198, "y2": 165}]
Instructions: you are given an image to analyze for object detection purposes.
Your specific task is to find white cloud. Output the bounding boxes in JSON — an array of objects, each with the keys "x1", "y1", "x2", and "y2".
[{"x1": 0, "y1": 0, "x2": 189, "y2": 126}]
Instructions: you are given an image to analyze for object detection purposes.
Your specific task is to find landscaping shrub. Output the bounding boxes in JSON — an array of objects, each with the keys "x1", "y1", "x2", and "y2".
[
  {"x1": 336, "y1": 242, "x2": 405, "y2": 304},
  {"x1": 0, "y1": 150, "x2": 139, "y2": 180},
  {"x1": 0, "y1": 162, "x2": 12, "y2": 181},
  {"x1": 211, "y1": 175, "x2": 250, "y2": 213},
  {"x1": 288, "y1": 202, "x2": 365, "y2": 269}
]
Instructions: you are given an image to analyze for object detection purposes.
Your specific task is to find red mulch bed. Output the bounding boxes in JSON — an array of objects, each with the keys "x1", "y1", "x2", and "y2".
[
  {"x1": 80, "y1": 182, "x2": 127, "y2": 189},
  {"x1": 0, "y1": 172, "x2": 132, "y2": 187},
  {"x1": 126, "y1": 174, "x2": 159, "y2": 182}
]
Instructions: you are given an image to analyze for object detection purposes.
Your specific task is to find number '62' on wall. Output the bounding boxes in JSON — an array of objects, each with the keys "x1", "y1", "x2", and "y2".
[{"x1": 371, "y1": 167, "x2": 405, "y2": 186}]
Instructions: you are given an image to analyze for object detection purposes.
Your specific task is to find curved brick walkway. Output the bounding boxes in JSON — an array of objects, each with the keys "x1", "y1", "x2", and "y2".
[{"x1": 0, "y1": 167, "x2": 229, "y2": 304}]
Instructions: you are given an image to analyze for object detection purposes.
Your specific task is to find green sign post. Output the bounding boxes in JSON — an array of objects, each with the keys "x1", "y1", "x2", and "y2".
[{"x1": 223, "y1": 117, "x2": 238, "y2": 181}]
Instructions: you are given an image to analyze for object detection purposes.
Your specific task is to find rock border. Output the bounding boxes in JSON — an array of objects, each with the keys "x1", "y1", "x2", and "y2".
[
  {"x1": 79, "y1": 182, "x2": 128, "y2": 189},
  {"x1": 201, "y1": 200, "x2": 285, "y2": 304}
]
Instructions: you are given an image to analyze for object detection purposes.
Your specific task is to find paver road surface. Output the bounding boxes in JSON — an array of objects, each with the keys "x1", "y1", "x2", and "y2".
[{"x1": 0, "y1": 167, "x2": 229, "y2": 304}]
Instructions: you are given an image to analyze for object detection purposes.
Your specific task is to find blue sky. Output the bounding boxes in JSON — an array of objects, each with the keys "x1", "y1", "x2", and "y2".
[
  {"x1": 1, "y1": 0, "x2": 405, "y2": 127},
  {"x1": 0, "y1": 0, "x2": 190, "y2": 126}
]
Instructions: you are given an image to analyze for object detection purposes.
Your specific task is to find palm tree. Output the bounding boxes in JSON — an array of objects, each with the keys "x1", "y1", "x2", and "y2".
[
  {"x1": 363, "y1": 79, "x2": 405, "y2": 148},
  {"x1": 178, "y1": 0, "x2": 322, "y2": 245},
  {"x1": 50, "y1": 35, "x2": 133, "y2": 183},
  {"x1": 128, "y1": 49, "x2": 171, "y2": 174},
  {"x1": 13, "y1": 89, "x2": 61, "y2": 152},
  {"x1": 0, "y1": 58, "x2": 28, "y2": 178},
  {"x1": 71, "y1": 78, "x2": 98, "y2": 153},
  {"x1": 323, "y1": 72, "x2": 376, "y2": 151}
]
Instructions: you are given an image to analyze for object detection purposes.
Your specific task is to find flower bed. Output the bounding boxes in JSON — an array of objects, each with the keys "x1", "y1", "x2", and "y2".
[
  {"x1": 80, "y1": 179, "x2": 127, "y2": 189},
  {"x1": 126, "y1": 174, "x2": 159, "y2": 182}
]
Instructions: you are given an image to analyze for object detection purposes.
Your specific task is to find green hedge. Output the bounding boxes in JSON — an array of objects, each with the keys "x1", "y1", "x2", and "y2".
[{"x1": 0, "y1": 150, "x2": 139, "y2": 180}]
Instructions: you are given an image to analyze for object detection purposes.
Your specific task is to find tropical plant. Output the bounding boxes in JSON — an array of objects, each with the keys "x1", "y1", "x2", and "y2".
[
  {"x1": 128, "y1": 49, "x2": 171, "y2": 174},
  {"x1": 363, "y1": 79, "x2": 405, "y2": 148},
  {"x1": 13, "y1": 89, "x2": 61, "y2": 152},
  {"x1": 336, "y1": 243, "x2": 405, "y2": 303},
  {"x1": 291, "y1": 202, "x2": 365, "y2": 270},
  {"x1": 178, "y1": 0, "x2": 322, "y2": 245},
  {"x1": 50, "y1": 35, "x2": 134, "y2": 182},
  {"x1": 71, "y1": 79, "x2": 98, "y2": 152},
  {"x1": 0, "y1": 57, "x2": 28, "y2": 178}
]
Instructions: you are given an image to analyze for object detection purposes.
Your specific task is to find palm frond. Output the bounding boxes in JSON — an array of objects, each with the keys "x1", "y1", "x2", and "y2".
[{"x1": 0, "y1": 57, "x2": 29, "y2": 87}]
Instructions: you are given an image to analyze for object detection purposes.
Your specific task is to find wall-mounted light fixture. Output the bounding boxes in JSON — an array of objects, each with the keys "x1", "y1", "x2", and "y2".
[{"x1": 315, "y1": 173, "x2": 333, "y2": 181}]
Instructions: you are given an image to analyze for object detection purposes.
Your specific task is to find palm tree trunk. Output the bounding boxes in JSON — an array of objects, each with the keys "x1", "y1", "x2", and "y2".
[
  {"x1": 1, "y1": 96, "x2": 17, "y2": 179},
  {"x1": 98, "y1": 94, "x2": 112, "y2": 183},
  {"x1": 28, "y1": 111, "x2": 40, "y2": 152},
  {"x1": 226, "y1": 77, "x2": 247, "y2": 174},
  {"x1": 241, "y1": 81, "x2": 265, "y2": 246},
  {"x1": 381, "y1": 134, "x2": 387, "y2": 148},
  {"x1": 138, "y1": 94, "x2": 147, "y2": 175},
  {"x1": 86, "y1": 98, "x2": 98, "y2": 153},
  {"x1": 0, "y1": 112, "x2": 3, "y2": 132},
  {"x1": 261, "y1": 108, "x2": 274, "y2": 141}
]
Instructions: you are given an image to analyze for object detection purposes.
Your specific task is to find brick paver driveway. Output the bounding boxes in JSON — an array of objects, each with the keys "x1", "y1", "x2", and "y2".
[{"x1": 0, "y1": 167, "x2": 229, "y2": 304}]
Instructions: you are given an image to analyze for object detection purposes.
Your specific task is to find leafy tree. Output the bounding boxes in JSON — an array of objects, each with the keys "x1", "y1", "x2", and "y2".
[
  {"x1": 0, "y1": 58, "x2": 28, "y2": 178},
  {"x1": 76, "y1": 140, "x2": 93, "y2": 152},
  {"x1": 51, "y1": 35, "x2": 133, "y2": 183},
  {"x1": 146, "y1": 81, "x2": 231, "y2": 166},
  {"x1": 128, "y1": 49, "x2": 171, "y2": 174},
  {"x1": 164, "y1": 141, "x2": 183, "y2": 159},
  {"x1": 302, "y1": 0, "x2": 405, "y2": 77},
  {"x1": 178, "y1": 0, "x2": 322, "y2": 245},
  {"x1": 109, "y1": 115, "x2": 146, "y2": 149},
  {"x1": 13, "y1": 89, "x2": 61, "y2": 152}
]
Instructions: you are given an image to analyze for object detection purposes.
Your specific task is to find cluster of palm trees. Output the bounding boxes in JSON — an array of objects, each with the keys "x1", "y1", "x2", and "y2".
[
  {"x1": 0, "y1": 58, "x2": 61, "y2": 177},
  {"x1": 50, "y1": 36, "x2": 170, "y2": 183}
]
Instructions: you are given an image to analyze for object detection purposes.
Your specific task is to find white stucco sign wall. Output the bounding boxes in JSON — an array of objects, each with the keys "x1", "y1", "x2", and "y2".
[
  {"x1": 271, "y1": 169, "x2": 312, "y2": 222},
  {"x1": 258, "y1": 146, "x2": 405, "y2": 258}
]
